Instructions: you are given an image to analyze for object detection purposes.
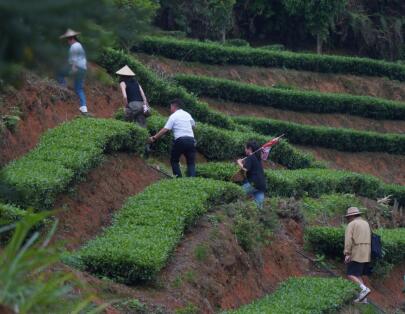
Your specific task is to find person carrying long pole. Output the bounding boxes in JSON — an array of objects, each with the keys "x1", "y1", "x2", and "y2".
[{"x1": 236, "y1": 135, "x2": 283, "y2": 208}]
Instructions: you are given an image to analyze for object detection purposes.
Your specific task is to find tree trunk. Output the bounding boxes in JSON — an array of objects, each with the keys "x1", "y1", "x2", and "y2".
[
  {"x1": 221, "y1": 27, "x2": 226, "y2": 43},
  {"x1": 316, "y1": 34, "x2": 323, "y2": 54}
]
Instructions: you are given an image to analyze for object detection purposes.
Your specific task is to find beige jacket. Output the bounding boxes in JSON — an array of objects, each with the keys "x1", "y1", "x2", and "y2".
[{"x1": 344, "y1": 217, "x2": 371, "y2": 263}]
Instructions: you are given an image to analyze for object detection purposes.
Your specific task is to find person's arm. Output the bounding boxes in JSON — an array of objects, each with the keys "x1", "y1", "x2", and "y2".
[
  {"x1": 236, "y1": 158, "x2": 247, "y2": 172},
  {"x1": 149, "y1": 115, "x2": 173, "y2": 143},
  {"x1": 344, "y1": 223, "x2": 354, "y2": 263},
  {"x1": 120, "y1": 82, "x2": 128, "y2": 106},
  {"x1": 139, "y1": 85, "x2": 148, "y2": 105},
  {"x1": 150, "y1": 128, "x2": 169, "y2": 143}
]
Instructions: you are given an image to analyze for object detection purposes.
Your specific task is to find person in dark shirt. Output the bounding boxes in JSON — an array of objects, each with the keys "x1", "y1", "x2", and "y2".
[
  {"x1": 237, "y1": 141, "x2": 267, "y2": 208},
  {"x1": 116, "y1": 65, "x2": 149, "y2": 128}
]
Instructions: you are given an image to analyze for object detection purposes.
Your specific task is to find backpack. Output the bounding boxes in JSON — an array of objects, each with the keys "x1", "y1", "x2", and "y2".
[{"x1": 371, "y1": 233, "x2": 382, "y2": 259}]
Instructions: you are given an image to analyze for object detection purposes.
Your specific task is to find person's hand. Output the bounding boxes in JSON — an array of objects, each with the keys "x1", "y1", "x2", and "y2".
[
  {"x1": 148, "y1": 136, "x2": 156, "y2": 143},
  {"x1": 71, "y1": 65, "x2": 77, "y2": 73},
  {"x1": 344, "y1": 255, "x2": 351, "y2": 264}
]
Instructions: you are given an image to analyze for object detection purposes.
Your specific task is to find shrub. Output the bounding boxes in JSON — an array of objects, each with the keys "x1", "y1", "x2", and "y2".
[
  {"x1": 75, "y1": 178, "x2": 241, "y2": 283},
  {"x1": 0, "y1": 118, "x2": 148, "y2": 209},
  {"x1": 147, "y1": 115, "x2": 317, "y2": 169},
  {"x1": 196, "y1": 163, "x2": 405, "y2": 206},
  {"x1": 98, "y1": 48, "x2": 237, "y2": 130},
  {"x1": 259, "y1": 44, "x2": 286, "y2": 51},
  {"x1": 234, "y1": 116, "x2": 405, "y2": 154},
  {"x1": 302, "y1": 194, "x2": 362, "y2": 222},
  {"x1": 174, "y1": 74, "x2": 405, "y2": 120},
  {"x1": 223, "y1": 277, "x2": 357, "y2": 313},
  {"x1": 305, "y1": 227, "x2": 405, "y2": 265},
  {"x1": 135, "y1": 36, "x2": 405, "y2": 81},
  {"x1": 225, "y1": 38, "x2": 250, "y2": 47}
]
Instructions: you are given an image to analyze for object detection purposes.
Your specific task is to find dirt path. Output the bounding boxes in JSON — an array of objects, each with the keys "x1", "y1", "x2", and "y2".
[
  {"x1": 0, "y1": 72, "x2": 122, "y2": 167},
  {"x1": 54, "y1": 153, "x2": 163, "y2": 250},
  {"x1": 205, "y1": 98, "x2": 405, "y2": 134},
  {"x1": 136, "y1": 53, "x2": 405, "y2": 102}
]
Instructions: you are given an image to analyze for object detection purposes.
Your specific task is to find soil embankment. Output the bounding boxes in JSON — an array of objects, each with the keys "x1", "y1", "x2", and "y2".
[
  {"x1": 136, "y1": 53, "x2": 405, "y2": 102},
  {"x1": 0, "y1": 72, "x2": 121, "y2": 166}
]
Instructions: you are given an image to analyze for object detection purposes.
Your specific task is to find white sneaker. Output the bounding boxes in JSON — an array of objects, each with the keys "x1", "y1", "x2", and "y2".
[
  {"x1": 354, "y1": 297, "x2": 368, "y2": 304},
  {"x1": 356, "y1": 287, "x2": 371, "y2": 302},
  {"x1": 79, "y1": 106, "x2": 88, "y2": 113}
]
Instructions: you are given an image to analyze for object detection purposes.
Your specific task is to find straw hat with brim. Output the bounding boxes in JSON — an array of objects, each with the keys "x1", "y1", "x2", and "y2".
[
  {"x1": 116, "y1": 65, "x2": 135, "y2": 76},
  {"x1": 60, "y1": 29, "x2": 81, "y2": 39},
  {"x1": 345, "y1": 207, "x2": 363, "y2": 217}
]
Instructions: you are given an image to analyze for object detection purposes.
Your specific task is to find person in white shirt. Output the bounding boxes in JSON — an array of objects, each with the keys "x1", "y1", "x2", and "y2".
[
  {"x1": 149, "y1": 99, "x2": 196, "y2": 177},
  {"x1": 58, "y1": 29, "x2": 88, "y2": 114}
]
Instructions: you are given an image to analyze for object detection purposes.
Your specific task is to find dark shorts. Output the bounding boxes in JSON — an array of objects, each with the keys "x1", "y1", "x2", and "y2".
[{"x1": 347, "y1": 261, "x2": 372, "y2": 276}]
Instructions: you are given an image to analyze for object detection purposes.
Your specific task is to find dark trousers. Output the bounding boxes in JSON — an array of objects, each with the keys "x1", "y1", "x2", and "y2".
[{"x1": 170, "y1": 137, "x2": 196, "y2": 178}]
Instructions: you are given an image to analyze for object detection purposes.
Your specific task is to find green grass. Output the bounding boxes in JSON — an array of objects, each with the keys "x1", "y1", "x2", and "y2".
[
  {"x1": 135, "y1": 36, "x2": 405, "y2": 81},
  {"x1": 196, "y1": 162, "x2": 405, "y2": 206},
  {"x1": 175, "y1": 74, "x2": 405, "y2": 120},
  {"x1": 0, "y1": 117, "x2": 148, "y2": 209},
  {"x1": 223, "y1": 277, "x2": 357, "y2": 314},
  {"x1": 74, "y1": 178, "x2": 241, "y2": 283}
]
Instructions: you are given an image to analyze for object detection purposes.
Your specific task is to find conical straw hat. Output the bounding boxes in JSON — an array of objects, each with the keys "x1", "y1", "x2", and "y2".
[
  {"x1": 345, "y1": 207, "x2": 363, "y2": 217},
  {"x1": 60, "y1": 28, "x2": 81, "y2": 39},
  {"x1": 116, "y1": 65, "x2": 135, "y2": 76}
]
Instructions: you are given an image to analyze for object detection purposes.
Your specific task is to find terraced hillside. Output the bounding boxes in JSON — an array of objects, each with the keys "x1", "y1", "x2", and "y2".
[
  {"x1": 134, "y1": 37, "x2": 405, "y2": 185},
  {"x1": 1, "y1": 40, "x2": 404, "y2": 313}
]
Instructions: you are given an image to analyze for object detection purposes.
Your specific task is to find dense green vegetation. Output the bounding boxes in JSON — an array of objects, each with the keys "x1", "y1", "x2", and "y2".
[
  {"x1": 103, "y1": 49, "x2": 318, "y2": 168},
  {"x1": 175, "y1": 74, "x2": 405, "y2": 120},
  {"x1": 302, "y1": 194, "x2": 362, "y2": 222},
  {"x1": 196, "y1": 162, "x2": 405, "y2": 206},
  {"x1": 234, "y1": 116, "x2": 405, "y2": 154},
  {"x1": 306, "y1": 227, "x2": 405, "y2": 265},
  {"x1": 135, "y1": 36, "x2": 405, "y2": 80},
  {"x1": 75, "y1": 178, "x2": 241, "y2": 283},
  {"x1": 99, "y1": 48, "x2": 237, "y2": 130},
  {"x1": 157, "y1": 0, "x2": 405, "y2": 60},
  {"x1": 147, "y1": 115, "x2": 316, "y2": 169},
  {"x1": 223, "y1": 277, "x2": 357, "y2": 314},
  {"x1": 0, "y1": 118, "x2": 148, "y2": 209}
]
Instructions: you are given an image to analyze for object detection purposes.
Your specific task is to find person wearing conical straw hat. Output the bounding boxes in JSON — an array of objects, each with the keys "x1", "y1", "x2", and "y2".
[
  {"x1": 344, "y1": 206, "x2": 372, "y2": 304},
  {"x1": 116, "y1": 65, "x2": 150, "y2": 128},
  {"x1": 57, "y1": 28, "x2": 89, "y2": 115}
]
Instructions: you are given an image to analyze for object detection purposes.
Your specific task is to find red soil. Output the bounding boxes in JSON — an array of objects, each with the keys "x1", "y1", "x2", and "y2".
[
  {"x1": 0, "y1": 72, "x2": 122, "y2": 167},
  {"x1": 137, "y1": 53, "x2": 405, "y2": 102},
  {"x1": 54, "y1": 153, "x2": 163, "y2": 250},
  {"x1": 206, "y1": 97, "x2": 405, "y2": 134},
  {"x1": 299, "y1": 146, "x2": 405, "y2": 185}
]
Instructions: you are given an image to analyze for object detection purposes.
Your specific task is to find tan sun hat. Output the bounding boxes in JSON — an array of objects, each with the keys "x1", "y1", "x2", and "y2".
[
  {"x1": 60, "y1": 28, "x2": 81, "y2": 39},
  {"x1": 345, "y1": 206, "x2": 363, "y2": 217},
  {"x1": 115, "y1": 65, "x2": 135, "y2": 76}
]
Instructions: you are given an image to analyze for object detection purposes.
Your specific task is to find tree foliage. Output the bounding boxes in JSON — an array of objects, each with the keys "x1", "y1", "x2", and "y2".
[{"x1": 283, "y1": 0, "x2": 348, "y2": 53}]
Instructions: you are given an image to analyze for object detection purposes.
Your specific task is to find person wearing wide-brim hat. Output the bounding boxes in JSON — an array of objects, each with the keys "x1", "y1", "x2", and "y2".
[
  {"x1": 344, "y1": 206, "x2": 372, "y2": 303},
  {"x1": 116, "y1": 65, "x2": 150, "y2": 128},
  {"x1": 57, "y1": 28, "x2": 89, "y2": 115}
]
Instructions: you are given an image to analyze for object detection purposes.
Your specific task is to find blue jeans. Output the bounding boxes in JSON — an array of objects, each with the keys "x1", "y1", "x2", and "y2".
[
  {"x1": 57, "y1": 68, "x2": 87, "y2": 108},
  {"x1": 243, "y1": 182, "x2": 265, "y2": 208}
]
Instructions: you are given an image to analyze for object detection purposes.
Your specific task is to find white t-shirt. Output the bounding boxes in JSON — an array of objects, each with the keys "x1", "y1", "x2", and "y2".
[
  {"x1": 164, "y1": 109, "x2": 195, "y2": 140},
  {"x1": 69, "y1": 42, "x2": 87, "y2": 70}
]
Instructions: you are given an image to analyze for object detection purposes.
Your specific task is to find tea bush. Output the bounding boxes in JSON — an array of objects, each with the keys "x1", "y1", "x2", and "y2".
[
  {"x1": 175, "y1": 74, "x2": 405, "y2": 120},
  {"x1": 98, "y1": 48, "x2": 237, "y2": 130},
  {"x1": 234, "y1": 116, "x2": 405, "y2": 154},
  {"x1": 135, "y1": 36, "x2": 405, "y2": 81},
  {"x1": 147, "y1": 115, "x2": 317, "y2": 169},
  {"x1": 0, "y1": 118, "x2": 148, "y2": 209},
  {"x1": 75, "y1": 178, "x2": 241, "y2": 283},
  {"x1": 196, "y1": 163, "x2": 405, "y2": 206},
  {"x1": 223, "y1": 277, "x2": 357, "y2": 314},
  {"x1": 306, "y1": 227, "x2": 405, "y2": 264}
]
